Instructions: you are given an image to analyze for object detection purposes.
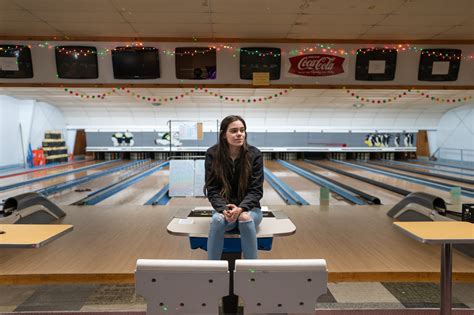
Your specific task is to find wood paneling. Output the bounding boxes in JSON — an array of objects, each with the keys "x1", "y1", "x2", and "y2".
[
  {"x1": 417, "y1": 130, "x2": 430, "y2": 157},
  {"x1": 73, "y1": 129, "x2": 87, "y2": 157}
]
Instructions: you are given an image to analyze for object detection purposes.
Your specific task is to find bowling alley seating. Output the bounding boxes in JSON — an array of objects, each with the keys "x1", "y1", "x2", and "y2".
[
  {"x1": 234, "y1": 259, "x2": 327, "y2": 314},
  {"x1": 135, "y1": 259, "x2": 229, "y2": 315},
  {"x1": 135, "y1": 258, "x2": 328, "y2": 315}
]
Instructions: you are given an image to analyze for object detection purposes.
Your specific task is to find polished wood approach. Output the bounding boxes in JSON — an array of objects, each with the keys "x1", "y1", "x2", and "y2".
[
  {"x1": 0, "y1": 224, "x2": 74, "y2": 248},
  {"x1": 394, "y1": 222, "x2": 474, "y2": 244},
  {"x1": 0, "y1": 205, "x2": 472, "y2": 284}
]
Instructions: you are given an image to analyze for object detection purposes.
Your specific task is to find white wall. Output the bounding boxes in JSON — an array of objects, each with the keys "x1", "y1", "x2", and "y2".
[
  {"x1": 0, "y1": 96, "x2": 67, "y2": 167},
  {"x1": 0, "y1": 96, "x2": 25, "y2": 167},
  {"x1": 65, "y1": 106, "x2": 443, "y2": 132},
  {"x1": 29, "y1": 101, "x2": 67, "y2": 150},
  {"x1": 434, "y1": 104, "x2": 474, "y2": 162}
]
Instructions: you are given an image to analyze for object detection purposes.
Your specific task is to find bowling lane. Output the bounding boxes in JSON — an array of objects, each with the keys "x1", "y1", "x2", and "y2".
[
  {"x1": 0, "y1": 159, "x2": 92, "y2": 177},
  {"x1": 409, "y1": 160, "x2": 474, "y2": 176},
  {"x1": 49, "y1": 161, "x2": 143, "y2": 205},
  {"x1": 0, "y1": 160, "x2": 105, "y2": 187},
  {"x1": 294, "y1": 160, "x2": 401, "y2": 205},
  {"x1": 362, "y1": 162, "x2": 474, "y2": 189},
  {"x1": 92, "y1": 165, "x2": 168, "y2": 206},
  {"x1": 261, "y1": 180, "x2": 287, "y2": 206},
  {"x1": 320, "y1": 160, "x2": 474, "y2": 204},
  {"x1": 400, "y1": 160, "x2": 474, "y2": 177},
  {"x1": 168, "y1": 197, "x2": 212, "y2": 207},
  {"x1": 265, "y1": 160, "x2": 348, "y2": 205},
  {"x1": 0, "y1": 161, "x2": 125, "y2": 203}
]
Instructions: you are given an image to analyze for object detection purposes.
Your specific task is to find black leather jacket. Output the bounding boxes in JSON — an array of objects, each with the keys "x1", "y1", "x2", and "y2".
[{"x1": 205, "y1": 144, "x2": 263, "y2": 212}]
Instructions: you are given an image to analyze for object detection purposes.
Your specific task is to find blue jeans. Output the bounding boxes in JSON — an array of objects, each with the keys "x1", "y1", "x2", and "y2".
[{"x1": 207, "y1": 208, "x2": 263, "y2": 260}]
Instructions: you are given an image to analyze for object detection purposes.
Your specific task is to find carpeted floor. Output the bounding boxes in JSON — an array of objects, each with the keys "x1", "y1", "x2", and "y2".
[{"x1": 0, "y1": 282, "x2": 472, "y2": 313}]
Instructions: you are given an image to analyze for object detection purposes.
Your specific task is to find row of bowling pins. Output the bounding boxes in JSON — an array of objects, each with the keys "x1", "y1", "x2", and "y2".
[
  {"x1": 379, "y1": 153, "x2": 395, "y2": 160},
  {"x1": 103, "y1": 152, "x2": 121, "y2": 160},
  {"x1": 262, "y1": 153, "x2": 272, "y2": 161},
  {"x1": 329, "y1": 153, "x2": 347, "y2": 160},
  {"x1": 276, "y1": 153, "x2": 298, "y2": 160},
  {"x1": 118, "y1": 160, "x2": 148, "y2": 180},
  {"x1": 177, "y1": 152, "x2": 197, "y2": 160},
  {"x1": 353, "y1": 153, "x2": 370, "y2": 161},
  {"x1": 130, "y1": 152, "x2": 151, "y2": 160},
  {"x1": 153, "y1": 153, "x2": 169, "y2": 160}
]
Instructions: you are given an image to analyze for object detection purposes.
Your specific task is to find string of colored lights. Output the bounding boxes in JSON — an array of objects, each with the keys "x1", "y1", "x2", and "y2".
[
  {"x1": 62, "y1": 86, "x2": 292, "y2": 104},
  {"x1": 24, "y1": 41, "x2": 473, "y2": 60},
  {"x1": 346, "y1": 88, "x2": 473, "y2": 104},
  {"x1": 411, "y1": 89, "x2": 473, "y2": 103},
  {"x1": 63, "y1": 88, "x2": 107, "y2": 99},
  {"x1": 112, "y1": 87, "x2": 191, "y2": 103},
  {"x1": 346, "y1": 89, "x2": 409, "y2": 104},
  {"x1": 62, "y1": 86, "x2": 471, "y2": 105},
  {"x1": 196, "y1": 86, "x2": 291, "y2": 102}
]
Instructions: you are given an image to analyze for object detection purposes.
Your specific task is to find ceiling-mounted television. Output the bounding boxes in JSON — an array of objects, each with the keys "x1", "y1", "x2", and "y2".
[
  {"x1": 418, "y1": 48, "x2": 462, "y2": 81},
  {"x1": 55, "y1": 46, "x2": 98, "y2": 79},
  {"x1": 175, "y1": 47, "x2": 216, "y2": 80},
  {"x1": 0, "y1": 45, "x2": 33, "y2": 78},
  {"x1": 355, "y1": 48, "x2": 397, "y2": 81},
  {"x1": 240, "y1": 47, "x2": 281, "y2": 80},
  {"x1": 112, "y1": 47, "x2": 160, "y2": 79}
]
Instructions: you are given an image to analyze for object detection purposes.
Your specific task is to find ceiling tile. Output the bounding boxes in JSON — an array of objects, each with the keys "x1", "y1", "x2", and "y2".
[
  {"x1": 379, "y1": 14, "x2": 464, "y2": 26},
  {"x1": 124, "y1": 12, "x2": 211, "y2": 24},
  {"x1": 33, "y1": 10, "x2": 125, "y2": 23},
  {"x1": 296, "y1": 14, "x2": 386, "y2": 25},
  {"x1": 14, "y1": 0, "x2": 115, "y2": 11},
  {"x1": 0, "y1": 9, "x2": 40, "y2": 21},
  {"x1": 111, "y1": 0, "x2": 211, "y2": 13}
]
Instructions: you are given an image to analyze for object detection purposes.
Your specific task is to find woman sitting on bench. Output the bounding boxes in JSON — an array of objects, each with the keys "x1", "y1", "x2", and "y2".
[{"x1": 204, "y1": 115, "x2": 264, "y2": 260}]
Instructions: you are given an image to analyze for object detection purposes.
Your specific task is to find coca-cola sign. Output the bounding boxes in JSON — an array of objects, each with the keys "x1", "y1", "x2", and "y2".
[{"x1": 288, "y1": 54, "x2": 345, "y2": 76}]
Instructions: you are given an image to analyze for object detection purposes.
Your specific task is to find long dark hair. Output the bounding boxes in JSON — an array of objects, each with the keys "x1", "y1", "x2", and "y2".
[{"x1": 205, "y1": 115, "x2": 251, "y2": 202}]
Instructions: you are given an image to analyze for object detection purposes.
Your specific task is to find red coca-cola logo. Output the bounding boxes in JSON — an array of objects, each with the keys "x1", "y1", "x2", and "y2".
[{"x1": 288, "y1": 54, "x2": 345, "y2": 76}]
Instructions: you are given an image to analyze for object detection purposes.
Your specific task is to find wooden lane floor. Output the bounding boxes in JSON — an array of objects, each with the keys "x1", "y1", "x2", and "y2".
[
  {"x1": 166, "y1": 182, "x2": 286, "y2": 207},
  {"x1": 0, "y1": 160, "x2": 106, "y2": 187},
  {"x1": 0, "y1": 161, "x2": 128, "y2": 205},
  {"x1": 262, "y1": 180, "x2": 287, "y2": 206},
  {"x1": 49, "y1": 161, "x2": 146, "y2": 205},
  {"x1": 51, "y1": 161, "x2": 286, "y2": 207},
  {"x1": 319, "y1": 160, "x2": 474, "y2": 204},
  {"x1": 0, "y1": 204, "x2": 472, "y2": 284},
  {"x1": 294, "y1": 160, "x2": 402, "y2": 205},
  {"x1": 265, "y1": 160, "x2": 348, "y2": 205},
  {"x1": 386, "y1": 161, "x2": 474, "y2": 180},
  {"x1": 99, "y1": 167, "x2": 169, "y2": 206},
  {"x1": 361, "y1": 162, "x2": 474, "y2": 189}
]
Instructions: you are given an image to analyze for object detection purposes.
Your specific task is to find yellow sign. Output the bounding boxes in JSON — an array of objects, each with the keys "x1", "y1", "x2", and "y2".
[
  {"x1": 252, "y1": 72, "x2": 270, "y2": 86},
  {"x1": 197, "y1": 122, "x2": 203, "y2": 141}
]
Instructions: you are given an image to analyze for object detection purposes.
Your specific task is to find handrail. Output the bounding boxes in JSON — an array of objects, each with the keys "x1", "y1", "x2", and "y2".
[{"x1": 432, "y1": 147, "x2": 474, "y2": 162}]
